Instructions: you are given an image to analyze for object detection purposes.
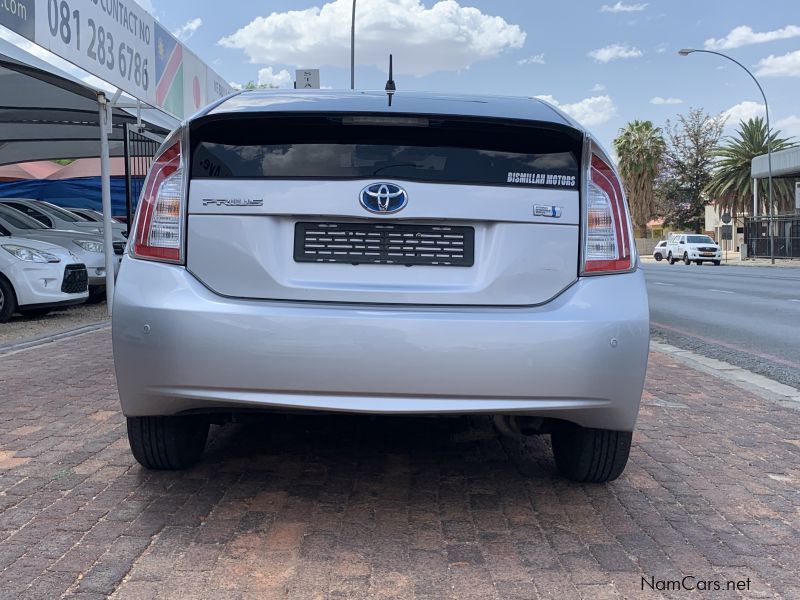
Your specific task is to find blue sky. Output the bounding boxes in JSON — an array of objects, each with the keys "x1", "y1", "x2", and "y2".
[
  {"x1": 150, "y1": 0, "x2": 799, "y2": 147},
  {"x1": 7, "y1": 0, "x2": 800, "y2": 148}
]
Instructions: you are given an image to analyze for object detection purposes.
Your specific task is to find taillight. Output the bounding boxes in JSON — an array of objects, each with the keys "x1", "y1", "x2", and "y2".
[
  {"x1": 582, "y1": 151, "x2": 634, "y2": 274},
  {"x1": 131, "y1": 137, "x2": 185, "y2": 263}
]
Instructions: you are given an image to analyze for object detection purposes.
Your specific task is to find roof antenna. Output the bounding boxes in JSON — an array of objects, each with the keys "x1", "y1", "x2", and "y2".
[{"x1": 385, "y1": 54, "x2": 396, "y2": 107}]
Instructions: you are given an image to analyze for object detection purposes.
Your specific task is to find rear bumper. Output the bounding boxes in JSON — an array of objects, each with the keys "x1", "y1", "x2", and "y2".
[{"x1": 112, "y1": 259, "x2": 650, "y2": 431}]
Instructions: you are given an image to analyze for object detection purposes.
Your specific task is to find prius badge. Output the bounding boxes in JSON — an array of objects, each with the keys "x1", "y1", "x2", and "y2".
[
  {"x1": 202, "y1": 198, "x2": 264, "y2": 207},
  {"x1": 360, "y1": 183, "x2": 408, "y2": 214}
]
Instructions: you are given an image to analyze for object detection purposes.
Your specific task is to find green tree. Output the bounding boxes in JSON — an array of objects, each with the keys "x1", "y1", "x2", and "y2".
[
  {"x1": 706, "y1": 117, "x2": 796, "y2": 216},
  {"x1": 658, "y1": 109, "x2": 725, "y2": 232},
  {"x1": 613, "y1": 120, "x2": 666, "y2": 238}
]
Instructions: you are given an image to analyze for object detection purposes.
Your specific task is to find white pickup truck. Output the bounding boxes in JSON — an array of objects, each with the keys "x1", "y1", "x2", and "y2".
[{"x1": 666, "y1": 233, "x2": 722, "y2": 266}]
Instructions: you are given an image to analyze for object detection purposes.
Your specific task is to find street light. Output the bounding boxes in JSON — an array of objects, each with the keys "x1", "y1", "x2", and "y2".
[
  {"x1": 351, "y1": 0, "x2": 357, "y2": 89},
  {"x1": 679, "y1": 48, "x2": 775, "y2": 264}
]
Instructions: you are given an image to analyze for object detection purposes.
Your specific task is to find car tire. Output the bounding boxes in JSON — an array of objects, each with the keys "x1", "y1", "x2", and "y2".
[
  {"x1": 19, "y1": 307, "x2": 51, "y2": 318},
  {"x1": 683, "y1": 253, "x2": 691, "y2": 265},
  {"x1": 0, "y1": 275, "x2": 16, "y2": 323},
  {"x1": 551, "y1": 423, "x2": 632, "y2": 483},
  {"x1": 667, "y1": 252, "x2": 675, "y2": 265},
  {"x1": 126, "y1": 416, "x2": 209, "y2": 470},
  {"x1": 654, "y1": 253, "x2": 663, "y2": 261},
  {"x1": 713, "y1": 260, "x2": 721, "y2": 266}
]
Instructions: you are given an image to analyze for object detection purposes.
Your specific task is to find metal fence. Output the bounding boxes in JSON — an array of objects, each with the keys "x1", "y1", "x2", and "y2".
[
  {"x1": 744, "y1": 214, "x2": 800, "y2": 258},
  {"x1": 122, "y1": 123, "x2": 164, "y2": 225}
]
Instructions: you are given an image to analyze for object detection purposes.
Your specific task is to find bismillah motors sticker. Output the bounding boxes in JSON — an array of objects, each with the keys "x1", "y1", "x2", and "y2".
[{"x1": 507, "y1": 172, "x2": 576, "y2": 187}]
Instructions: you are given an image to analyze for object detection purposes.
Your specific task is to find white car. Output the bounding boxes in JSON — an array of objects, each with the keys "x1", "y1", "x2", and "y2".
[
  {"x1": 653, "y1": 240, "x2": 668, "y2": 261},
  {"x1": 666, "y1": 233, "x2": 722, "y2": 265},
  {"x1": 0, "y1": 198, "x2": 128, "y2": 241},
  {"x1": 0, "y1": 204, "x2": 120, "y2": 303},
  {"x1": 0, "y1": 232, "x2": 89, "y2": 322},
  {"x1": 68, "y1": 208, "x2": 127, "y2": 226}
]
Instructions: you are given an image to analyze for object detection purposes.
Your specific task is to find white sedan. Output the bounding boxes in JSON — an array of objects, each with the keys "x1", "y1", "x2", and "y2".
[{"x1": 0, "y1": 233, "x2": 88, "y2": 322}]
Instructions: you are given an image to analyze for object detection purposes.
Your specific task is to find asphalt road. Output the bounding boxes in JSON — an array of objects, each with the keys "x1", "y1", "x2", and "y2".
[{"x1": 643, "y1": 261, "x2": 800, "y2": 389}]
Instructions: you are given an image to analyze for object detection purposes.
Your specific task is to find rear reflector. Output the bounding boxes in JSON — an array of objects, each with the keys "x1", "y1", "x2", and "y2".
[
  {"x1": 131, "y1": 139, "x2": 185, "y2": 263},
  {"x1": 583, "y1": 153, "x2": 633, "y2": 274}
]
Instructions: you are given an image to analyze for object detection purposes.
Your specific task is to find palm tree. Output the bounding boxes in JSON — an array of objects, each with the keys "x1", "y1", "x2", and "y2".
[
  {"x1": 613, "y1": 120, "x2": 666, "y2": 238},
  {"x1": 706, "y1": 117, "x2": 796, "y2": 216}
]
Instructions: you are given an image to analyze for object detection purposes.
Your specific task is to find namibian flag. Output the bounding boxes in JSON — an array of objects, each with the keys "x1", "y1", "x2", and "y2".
[{"x1": 154, "y1": 22, "x2": 183, "y2": 117}]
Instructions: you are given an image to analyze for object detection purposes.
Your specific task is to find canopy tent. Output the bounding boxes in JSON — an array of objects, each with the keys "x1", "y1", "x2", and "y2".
[
  {"x1": 0, "y1": 177, "x2": 136, "y2": 216},
  {"x1": 46, "y1": 157, "x2": 128, "y2": 179},
  {"x1": 0, "y1": 158, "x2": 132, "y2": 216},
  {"x1": 0, "y1": 37, "x2": 178, "y2": 166},
  {"x1": 0, "y1": 34, "x2": 180, "y2": 307},
  {"x1": 0, "y1": 160, "x2": 61, "y2": 180}
]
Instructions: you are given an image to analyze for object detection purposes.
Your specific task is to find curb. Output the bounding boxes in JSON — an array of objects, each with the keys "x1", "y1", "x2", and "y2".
[
  {"x1": 0, "y1": 321, "x2": 111, "y2": 356},
  {"x1": 640, "y1": 257, "x2": 800, "y2": 268},
  {"x1": 650, "y1": 341, "x2": 800, "y2": 409}
]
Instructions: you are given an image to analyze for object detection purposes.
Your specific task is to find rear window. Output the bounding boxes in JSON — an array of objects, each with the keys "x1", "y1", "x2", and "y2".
[
  {"x1": 1, "y1": 202, "x2": 53, "y2": 227},
  {"x1": 190, "y1": 114, "x2": 581, "y2": 189},
  {"x1": 0, "y1": 205, "x2": 46, "y2": 229},
  {"x1": 40, "y1": 202, "x2": 86, "y2": 222}
]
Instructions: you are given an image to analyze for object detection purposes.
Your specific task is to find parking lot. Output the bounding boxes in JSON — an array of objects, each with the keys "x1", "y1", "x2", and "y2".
[{"x1": 0, "y1": 327, "x2": 797, "y2": 599}]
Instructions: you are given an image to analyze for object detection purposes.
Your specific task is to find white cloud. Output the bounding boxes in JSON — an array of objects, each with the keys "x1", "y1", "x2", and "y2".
[
  {"x1": 601, "y1": 2, "x2": 648, "y2": 12},
  {"x1": 591, "y1": 83, "x2": 606, "y2": 92},
  {"x1": 776, "y1": 115, "x2": 800, "y2": 138},
  {"x1": 755, "y1": 50, "x2": 800, "y2": 77},
  {"x1": 258, "y1": 67, "x2": 293, "y2": 88},
  {"x1": 588, "y1": 43, "x2": 643, "y2": 63},
  {"x1": 535, "y1": 94, "x2": 617, "y2": 126},
  {"x1": 650, "y1": 96, "x2": 683, "y2": 105},
  {"x1": 173, "y1": 18, "x2": 203, "y2": 41},
  {"x1": 722, "y1": 101, "x2": 765, "y2": 127},
  {"x1": 218, "y1": 0, "x2": 525, "y2": 77},
  {"x1": 704, "y1": 25, "x2": 800, "y2": 50},
  {"x1": 517, "y1": 53, "x2": 545, "y2": 65}
]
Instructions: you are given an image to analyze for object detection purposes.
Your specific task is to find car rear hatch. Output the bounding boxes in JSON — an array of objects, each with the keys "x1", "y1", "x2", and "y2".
[{"x1": 185, "y1": 112, "x2": 583, "y2": 306}]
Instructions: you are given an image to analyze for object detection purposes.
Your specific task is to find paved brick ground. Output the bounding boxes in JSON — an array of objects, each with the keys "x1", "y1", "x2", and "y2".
[{"x1": 0, "y1": 329, "x2": 798, "y2": 599}]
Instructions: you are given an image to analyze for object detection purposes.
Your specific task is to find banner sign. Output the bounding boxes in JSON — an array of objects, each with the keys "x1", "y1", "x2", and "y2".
[
  {"x1": 296, "y1": 69, "x2": 320, "y2": 89},
  {"x1": 1, "y1": 0, "x2": 232, "y2": 118},
  {"x1": 1, "y1": 0, "x2": 35, "y2": 41}
]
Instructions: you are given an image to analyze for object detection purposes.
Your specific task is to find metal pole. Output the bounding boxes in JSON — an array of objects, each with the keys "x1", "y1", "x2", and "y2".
[
  {"x1": 350, "y1": 0, "x2": 356, "y2": 89},
  {"x1": 765, "y1": 103, "x2": 775, "y2": 263},
  {"x1": 123, "y1": 122, "x2": 133, "y2": 231},
  {"x1": 97, "y1": 93, "x2": 116, "y2": 313},
  {"x1": 679, "y1": 49, "x2": 775, "y2": 263}
]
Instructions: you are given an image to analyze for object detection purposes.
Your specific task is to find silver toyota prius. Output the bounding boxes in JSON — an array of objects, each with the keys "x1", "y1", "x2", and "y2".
[{"x1": 112, "y1": 90, "x2": 649, "y2": 482}]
